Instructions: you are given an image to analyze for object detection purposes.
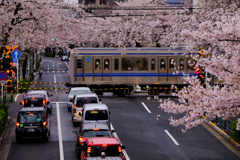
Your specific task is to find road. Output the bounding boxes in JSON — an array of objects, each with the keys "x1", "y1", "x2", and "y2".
[{"x1": 1, "y1": 56, "x2": 240, "y2": 160}]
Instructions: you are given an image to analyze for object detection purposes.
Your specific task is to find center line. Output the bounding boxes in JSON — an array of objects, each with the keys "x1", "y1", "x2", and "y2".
[
  {"x1": 56, "y1": 102, "x2": 64, "y2": 160},
  {"x1": 164, "y1": 130, "x2": 179, "y2": 145},
  {"x1": 141, "y1": 102, "x2": 151, "y2": 113}
]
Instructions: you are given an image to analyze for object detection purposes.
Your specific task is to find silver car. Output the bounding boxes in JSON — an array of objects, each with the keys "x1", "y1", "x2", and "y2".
[
  {"x1": 27, "y1": 90, "x2": 53, "y2": 114},
  {"x1": 71, "y1": 93, "x2": 100, "y2": 126},
  {"x1": 66, "y1": 87, "x2": 92, "y2": 111}
]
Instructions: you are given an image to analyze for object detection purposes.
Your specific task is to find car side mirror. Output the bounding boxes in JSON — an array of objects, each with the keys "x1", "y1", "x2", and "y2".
[
  {"x1": 121, "y1": 146, "x2": 126, "y2": 149},
  {"x1": 20, "y1": 102, "x2": 22, "y2": 105},
  {"x1": 111, "y1": 130, "x2": 115, "y2": 133},
  {"x1": 66, "y1": 91, "x2": 69, "y2": 94},
  {"x1": 79, "y1": 112, "x2": 82, "y2": 116},
  {"x1": 69, "y1": 99, "x2": 73, "y2": 102},
  {"x1": 46, "y1": 101, "x2": 50, "y2": 105},
  {"x1": 99, "y1": 99, "x2": 102, "y2": 102}
]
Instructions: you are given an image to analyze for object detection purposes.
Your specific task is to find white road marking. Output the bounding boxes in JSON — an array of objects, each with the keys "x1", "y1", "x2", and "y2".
[
  {"x1": 54, "y1": 75, "x2": 57, "y2": 93},
  {"x1": 56, "y1": 102, "x2": 64, "y2": 160},
  {"x1": 111, "y1": 124, "x2": 130, "y2": 160},
  {"x1": 65, "y1": 62, "x2": 69, "y2": 69},
  {"x1": 164, "y1": 130, "x2": 179, "y2": 145},
  {"x1": 14, "y1": 93, "x2": 20, "y2": 102},
  {"x1": 141, "y1": 102, "x2": 151, "y2": 113},
  {"x1": 48, "y1": 65, "x2": 49, "y2": 70}
]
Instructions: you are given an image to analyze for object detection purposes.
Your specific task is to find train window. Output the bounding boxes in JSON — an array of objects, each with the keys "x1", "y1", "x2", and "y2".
[
  {"x1": 104, "y1": 59, "x2": 109, "y2": 70},
  {"x1": 122, "y1": 58, "x2": 148, "y2": 71},
  {"x1": 179, "y1": 59, "x2": 184, "y2": 70},
  {"x1": 151, "y1": 58, "x2": 155, "y2": 70},
  {"x1": 169, "y1": 59, "x2": 175, "y2": 70},
  {"x1": 95, "y1": 59, "x2": 101, "y2": 70},
  {"x1": 114, "y1": 59, "x2": 119, "y2": 70},
  {"x1": 160, "y1": 59, "x2": 166, "y2": 70},
  {"x1": 187, "y1": 58, "x2": 196, "y2": 71},
  {"x1": 77, "y1": 59, "x2": 82, "y2": 69}
]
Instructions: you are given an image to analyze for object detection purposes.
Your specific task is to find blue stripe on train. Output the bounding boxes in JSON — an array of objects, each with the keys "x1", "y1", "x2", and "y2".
[
  {"x1": 75, "y1": 73, "x2": 196, "y2": 77},
  {"x1": 77, "y1": 53, "x2": 199, "y2": 56}
]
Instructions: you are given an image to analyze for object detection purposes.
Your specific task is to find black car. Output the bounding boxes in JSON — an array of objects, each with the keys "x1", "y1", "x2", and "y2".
[
  {"x1": 15, "y1": 107, "x2": 50, "y2": 142},
  {"x1": 27, "y1": 90, "x2": 53, "y2": 114}
]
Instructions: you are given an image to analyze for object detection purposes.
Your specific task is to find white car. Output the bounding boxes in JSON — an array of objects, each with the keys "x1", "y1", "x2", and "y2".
[
  {"x1": 71, "y1": 93, "x2": 101, "y2": 126},
  {"x1": 66, "y1": 87, "x2": 92, "y2": 111}
]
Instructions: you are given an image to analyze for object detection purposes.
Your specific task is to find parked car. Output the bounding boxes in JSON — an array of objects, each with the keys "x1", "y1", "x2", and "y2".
[
  {"x1": 73, "y1": 123, "x2": 115, "y2": 158},
  {"x1": 27, "y1": 90, "x2": 53, "y2": 114},
  {"x1": 66, "y1": 87, "x2": 92, "y2": 112},
  {"x1": 61, "y1": 55, "x2": 69, "y2": 61},
  {"x1": 80, "y1": 137, "x2": 125, "y2": 160},
  {"x1": 71, "y1": 93, "x2": 101, "y2": 126},
  {"x1": 15, "y1": 107, "x2": 50, "y2": 142}
]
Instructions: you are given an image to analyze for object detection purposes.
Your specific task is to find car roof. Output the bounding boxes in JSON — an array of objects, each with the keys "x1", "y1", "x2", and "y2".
[
  {"x1": 19, "y1": 107, "x2": 45, "y2": 112},
  {"x1": 82, "y1": 123, "x2": 109, "y2": 131},
  {"x1": 23, "y1": 94, "x2": 45, "y2": 99},
  {"x1": 70, "y1": 87, "x2": 91, "y2": 91},
  {"x1": 75, "y1": 93, "x2": 98, "y2": 97},
  {"x1": 27, "y1": 90, "x2": 47, "y2": 94},
  {"x1": 83, "y1": 103, "x2": 108, "y2": 110},
  {"x1": 86, "y1": 137, "x2": 120, "y2": 146}
]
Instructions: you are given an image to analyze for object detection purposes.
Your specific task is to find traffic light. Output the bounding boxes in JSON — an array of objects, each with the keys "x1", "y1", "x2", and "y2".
[
  {"x1": 195, "y1": 66, "x2": 205, "y2": 86},
  {"x1": 2, "y1": 57, "x2": 12, "y2": 71}
]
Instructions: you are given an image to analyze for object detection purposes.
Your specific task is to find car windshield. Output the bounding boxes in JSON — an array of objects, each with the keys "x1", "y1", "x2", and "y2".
[
  {"x1": 89, "y1": 145, "x2": 121, "y2": 157},
  {"x1": 76, "y1": 97, "x2": 98, "y2": 107},
  {"x1": 23, "y1": 99, "x2": 44, "y2": 107},
  {"x1": 70, "y1": 90, "x2": 91, "y2": 95},
  {"x1": 82, "y1": 130, "x2": 111, "y2": 137},
  {"x1": 85, "y1": 110, "x2": 108, "y2": 120},
  {"x1": 19, "y1": 112, "x2": 43, "y2": 123}
]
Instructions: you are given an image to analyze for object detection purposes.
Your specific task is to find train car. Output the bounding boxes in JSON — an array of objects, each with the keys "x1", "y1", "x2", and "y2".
[{"x1": 67, "y1": 48, "x2": 197, "y2": 96}]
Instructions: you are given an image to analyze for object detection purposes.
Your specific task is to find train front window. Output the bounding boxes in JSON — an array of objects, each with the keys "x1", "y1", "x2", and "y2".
[
  {"x1": 114, "y1": 59, "x2": 119, "y2": 70},
  {"x1": 122, "y1": 58, "x2": 148, "y2": 71},
  {"x1": 179, "y1": 59, "x2": 184, "y2": 70},
  {"x1": 169, "y1": 59, "x2": 175, "y2": 70},
  {"x1": 77, "y1": 59, "x2": 82, "y2": 69},
  {"x1": 95, "y1": 59, "x2": 101, "y2": 70},
  {"x1": 104, "y1": 59, "x2": 109, "y2": 70},
  {"x1": 151, "y1": 58, "x2": 155, "y2": 70},
  {"x1": 160, "y1": 59, "x2": 166, "y2": 70},
  {"x1": 187, "y1": 58, "x2": 196, "y2": 71}
]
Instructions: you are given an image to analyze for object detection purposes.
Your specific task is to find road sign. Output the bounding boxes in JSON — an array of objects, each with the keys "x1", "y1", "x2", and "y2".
[
  {"x1": 0, "y1": 71, "x2": 7, "y2": 80},
  {"x1": 12, "y1": 59, "x2": 17, "y2": 63},
  {"x1": 0, "y1": 80, "x2": 7, "y2": 84},
  {"x1": 12, "y1": 62, "x2": 17, "y2": 66},
  {"x1": 12, "y1": 49, "x2": 21, "y2": 60}
]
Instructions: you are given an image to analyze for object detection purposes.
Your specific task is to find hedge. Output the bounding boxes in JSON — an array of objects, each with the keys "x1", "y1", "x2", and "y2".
[
  {"x1": 232, "y1": 120, "x2": 240, "y2": 143},
  {"x1": 0, "y1": 102, "x2": 9, "y2": 136}
]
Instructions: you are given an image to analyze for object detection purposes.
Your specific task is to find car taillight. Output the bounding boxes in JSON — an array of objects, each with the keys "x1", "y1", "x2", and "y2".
[
  {"x1": 118, "y1": 146, "x2": 122, "y2": 152},
  {"x1": 93, "y1": 128, "x2": 99, "y2": 131},
  {"x1": 16, "y1": 122, "x2": 20, "y2": 128},
  {"x1": 73, "y1": 109, "x2": 76, "y2": 113},
  {"x1": 74, "y1": 105, "x2": 76, "y2": 108},
  {"x1": 102, "y1": 144, "x2": 107, "y2": 147},
  {"x1": 43, "y1": 100, "x2": 46, "y2": 104},
  {"x1": 87, "y1": 147, "x2": 91, "y2": 153},
  {"x1": 78, "y1": 137, "x2": 83, "y2": 142},
  {"x1": 21, "y1": 100, "x2": 24, "y2": 105},
  {"x1": 46, "y1": 99, "x2": 49, "y2": 102},
  {"x1": 43, "y1": 121, "x2": 47, "y2": 126}
]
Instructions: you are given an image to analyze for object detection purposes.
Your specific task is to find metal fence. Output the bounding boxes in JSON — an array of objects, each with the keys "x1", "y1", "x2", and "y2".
[{"x1": 214, "y1": 116, "x2": 233, "y2": 134}]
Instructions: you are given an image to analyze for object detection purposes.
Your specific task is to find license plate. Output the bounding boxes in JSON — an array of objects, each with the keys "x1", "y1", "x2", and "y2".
[{"x1": 27, "y1": 128, "x2": 35, "y2": 132}]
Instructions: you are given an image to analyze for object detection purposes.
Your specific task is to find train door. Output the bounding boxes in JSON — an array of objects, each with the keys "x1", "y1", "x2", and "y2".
[
  {"x1": 167, "y1": 57, "x2": 177, "y2": 81},
  {"x1": 93, "y1": 56, "x2": 111, "y2": 81},
  {"x1": 158, "y1": 57, "x2": 167, "y2": 82}
]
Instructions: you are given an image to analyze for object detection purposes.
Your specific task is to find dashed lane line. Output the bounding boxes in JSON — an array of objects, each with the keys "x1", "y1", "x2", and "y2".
[
  {"x1": 141, "y1": 102, "x2": 151, "y2": 113},
  {"x1": 56, "y1": 102, "x2": 64, "y2": 160},
  {"x1": 164, "y1": 130, "x2": 179, "y2": 146}
]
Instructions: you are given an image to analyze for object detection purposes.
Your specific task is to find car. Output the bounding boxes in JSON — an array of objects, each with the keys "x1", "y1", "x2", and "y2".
[
  {"x1": 66, "y1": 87, "x2": 92, "y2": 112},
  {"x1": 71, "y1": 93, "x2": 101, "y2": 126},
  {"x1": 80, "y1": 137, "x2": 125, "y2": 160},
  {"x1": 15, "y1": 107, "x2": 50, "y2": 142},
  {"x1": 73, "y1": 123, "x2": 115, "y2": 159},
  {"x1": 81, "y1": 103, "x2": 111, "y2": 130},
  {"x1": 27, "y1": 90, "x2": 53, "y2": 114},
  {"x1": 20, "y1": 94, "x2": 50, "y2": 113},
  {"x1": 61, "y1": 55, "x2": 69, "y2": 61}
]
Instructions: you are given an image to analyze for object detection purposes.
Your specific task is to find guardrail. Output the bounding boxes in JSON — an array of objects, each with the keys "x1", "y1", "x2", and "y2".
[{"x1": 214, "y1": 116, "x2": 233, "y2": 134}]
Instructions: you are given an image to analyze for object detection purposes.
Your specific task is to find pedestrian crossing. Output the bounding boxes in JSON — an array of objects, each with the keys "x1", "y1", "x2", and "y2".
[{"x1": 42, "y1": 70, "x2": 68, "y2": 73}]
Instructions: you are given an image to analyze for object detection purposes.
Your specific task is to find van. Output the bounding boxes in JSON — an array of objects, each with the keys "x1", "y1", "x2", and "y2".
[
  {"x1": 71, "y1": 93, "x2": 101, "y2": 126},
  {"x1": 81, "y1": 103, "x2": 111, "y2": 129}
]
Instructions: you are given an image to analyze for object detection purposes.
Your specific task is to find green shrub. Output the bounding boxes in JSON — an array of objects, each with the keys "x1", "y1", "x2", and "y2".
[
  {"x1": 19, "y1": 79, "x2": 30, "y2": 93},
  {"x1": 30, "y1": 72, "x2": 35, "y2": 81},
  {"x1": 0, "y1": 102, "x2": 9, "y2": 135},
  {"x1": 44, "y1": 53, "x2": 55, "y2": 57},
  {"x1": 232, "y1": 120, "x2": 240, "y2": 143},
  {"x1": 36, "y1": 59, "x2": 41, "y2": 70}
]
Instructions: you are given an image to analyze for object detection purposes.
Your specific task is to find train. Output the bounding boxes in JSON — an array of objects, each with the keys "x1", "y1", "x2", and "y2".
[{"x1": 67, "y1": 47, "x2": 197, "y2": 96}]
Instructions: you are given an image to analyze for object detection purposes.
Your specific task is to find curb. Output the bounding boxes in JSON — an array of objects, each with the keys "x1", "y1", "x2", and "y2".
[
  {"x1": 0, "y1": 116, "x2": 11, "y2": 146},
  {"x1": 206, "y1": 121, "x2": 240, "y2": 150}
]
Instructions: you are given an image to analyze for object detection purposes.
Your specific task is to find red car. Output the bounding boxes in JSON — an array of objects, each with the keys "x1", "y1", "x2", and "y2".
[{"x1": 80, "y1": 137, "x2": 125, "y2": 160}]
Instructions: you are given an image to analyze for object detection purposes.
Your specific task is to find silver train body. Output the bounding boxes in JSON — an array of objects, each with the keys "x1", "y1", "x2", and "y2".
[{"x1": 67, "y1": 48, "x2": 197, "y2": 96}]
